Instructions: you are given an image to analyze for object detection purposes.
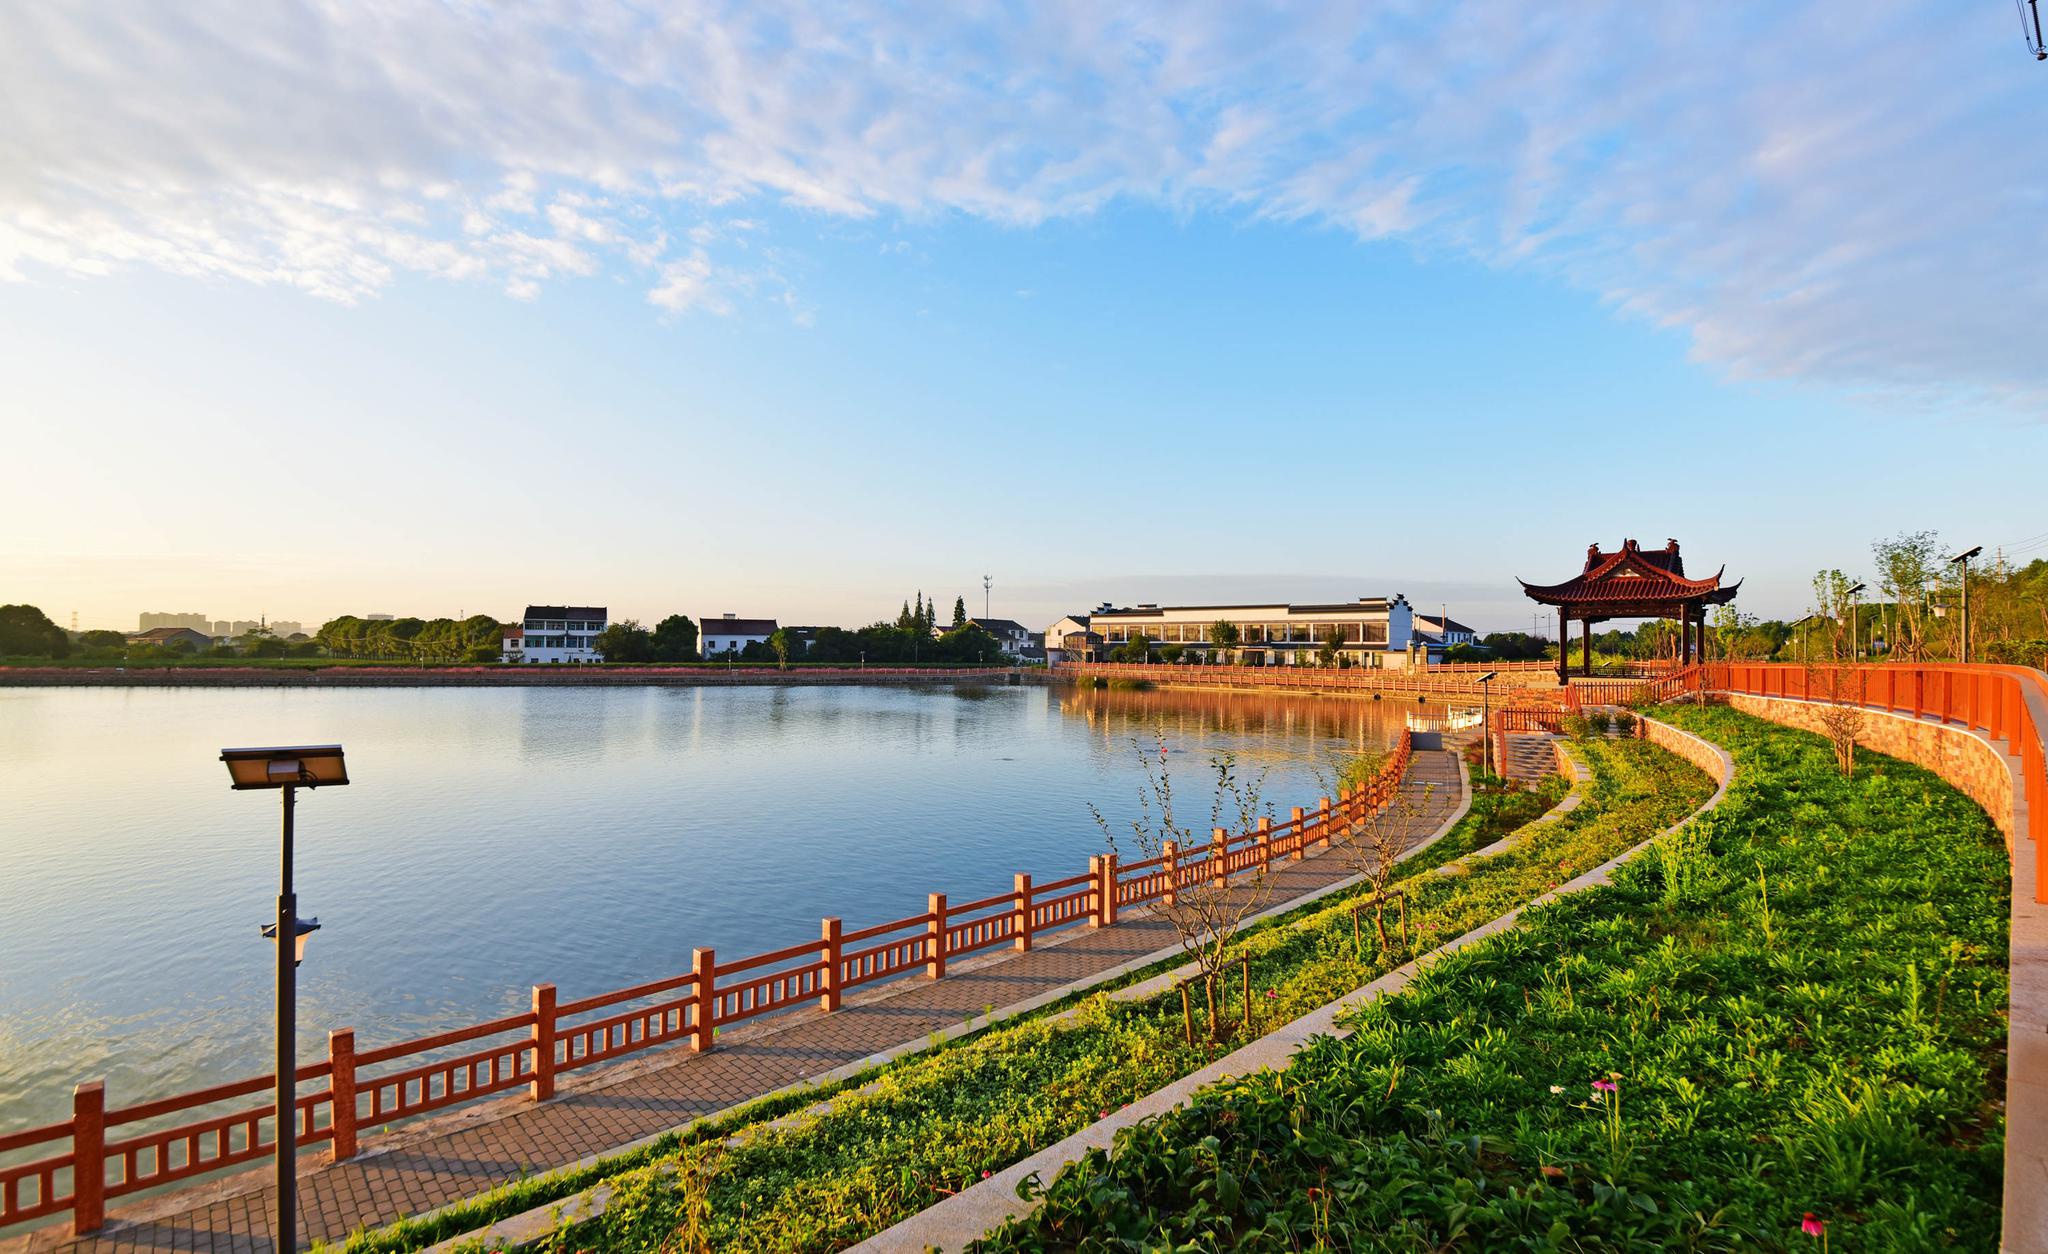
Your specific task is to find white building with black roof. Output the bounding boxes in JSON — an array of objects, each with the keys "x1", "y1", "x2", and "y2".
[
  {"x1": 702, "y1": 613, "x2": 778, "y2": 657},
  {"x1": 508, "y1": 604, "x2": 608, "y2": 664},
  {"x1": 1086, "y1": 595, "x2": 1418, "y2": 667}
]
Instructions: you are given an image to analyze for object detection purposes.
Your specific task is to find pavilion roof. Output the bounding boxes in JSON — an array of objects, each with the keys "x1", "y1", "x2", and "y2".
[{"x1": 1519, "y1": 538, "x2": 1739, "y2": 611}]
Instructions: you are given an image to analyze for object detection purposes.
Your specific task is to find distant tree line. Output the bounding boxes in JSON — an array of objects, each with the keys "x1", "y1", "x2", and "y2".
[
  {"x1": 315, "y1": 615, "x2": 506, "y2": 663},
  {"x1": 581, "y1": 593, "x2": 1004, "y2": 668}
]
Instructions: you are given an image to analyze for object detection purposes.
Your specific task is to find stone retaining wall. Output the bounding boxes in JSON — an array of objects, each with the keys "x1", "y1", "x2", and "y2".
[{"x1": 1725, "y1": 694, "x2": 2017, "y2": 845}]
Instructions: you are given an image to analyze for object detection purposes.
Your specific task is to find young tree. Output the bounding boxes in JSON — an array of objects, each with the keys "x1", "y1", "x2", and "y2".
[
  {"x1": 1808, "y1": 569, "x2": 1868, "y2": 775},
  {"x1": 952, "y1": 596, "x2": 967, "y2": 630},
  {"x1": 768, "y1": 627, "x2": 795, "y2": 669},
  {"x1": 1317, "y1": 626, "x2": 1345, "y2": 668},
  {"x1": 1873, "y1": 530, "x2": 1942, "y2": 661},
  {"x1": 1324, "y1": 748, "x2": 1435, "y2": 956},
  {"x1": 1206, "y1": 619, "x2": 1240, "y2": 663},
  {"x1": 1095, "y1": 736, "x2": 1273, "y2": 1046}
]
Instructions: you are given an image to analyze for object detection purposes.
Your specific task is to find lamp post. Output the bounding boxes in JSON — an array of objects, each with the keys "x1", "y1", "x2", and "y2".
[
  {"x1": 220, "y1": 744, "x2": 348, "y2": 1254},
  {"x1": 1845, "y1": 583, "x2": 1866, "y2": 661},
  {"x1": 1949, "y1": 546, "x2": 1982, "y2": 663},
  {"x1": 1476, "y1": 671, "x2": 1497, "y2": 778}
]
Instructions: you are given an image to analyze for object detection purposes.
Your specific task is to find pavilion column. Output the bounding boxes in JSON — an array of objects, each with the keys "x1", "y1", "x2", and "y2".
[
  {"x1": 1558, "y1": 608, "x2": 1569, "y2": 685},
  {"x1": 1581, "y1": 618, "x2": 1593, "y2": 676}
]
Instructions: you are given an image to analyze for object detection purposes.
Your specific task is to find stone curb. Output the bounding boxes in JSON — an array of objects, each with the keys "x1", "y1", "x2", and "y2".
[{"x1": 855, "y1": 718, "x2": 1732, "y2": 1252}]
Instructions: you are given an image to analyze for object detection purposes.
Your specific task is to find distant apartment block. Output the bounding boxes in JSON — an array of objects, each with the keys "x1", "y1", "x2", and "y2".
[
  {"x1": 702, "y1": 613, "x2": 777, "y2": 656},
  {"x1": 507, "y1": 605, "x2": 608, "y2": 664},
  {"x1": 1075, "y1": 595, "x2": 1419, "y2": 667},
  {"x1": 139, "y1": 612, "x2": 209, "y2": 632}
]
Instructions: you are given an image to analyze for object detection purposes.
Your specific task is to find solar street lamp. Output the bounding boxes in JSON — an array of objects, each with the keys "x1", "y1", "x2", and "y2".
[
  {"x1": 1949, "y1": 546, "x2": 1982, "y2": 663},
  {"x1": 1476, "y1": 671, "x2": 1498, "y2": 777},
  {"x1": 219, "y1": 744, "x2": 347, "y2": 1254},
  {"x1": 1845, "y1": 584, "x2": 1866, "y2": 661}
]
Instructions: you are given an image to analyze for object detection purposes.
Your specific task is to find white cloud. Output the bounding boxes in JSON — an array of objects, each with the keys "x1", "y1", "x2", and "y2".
[{"x1": 0, "y1": 2, "x2": 2041, "y2": 403}]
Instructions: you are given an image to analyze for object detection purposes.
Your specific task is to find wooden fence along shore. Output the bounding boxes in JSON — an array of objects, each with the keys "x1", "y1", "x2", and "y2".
[{"x1": 0, "y1": 735, "x2": 1416, "y2": 1237}]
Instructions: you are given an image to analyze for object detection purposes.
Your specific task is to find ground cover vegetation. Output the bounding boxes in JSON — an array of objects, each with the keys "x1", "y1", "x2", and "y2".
[
  {"x1": 325, "y1": 733, "x2": 1704, "y2": 1253},
  {"x1": 982, "y1": 706, "x2": 2009, "y2": 1252}
]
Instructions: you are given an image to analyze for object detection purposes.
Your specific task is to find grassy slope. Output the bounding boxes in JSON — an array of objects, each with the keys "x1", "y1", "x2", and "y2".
[
  {"x1": 981, "y1": 707, "x2": 2010, "y2": 1252},
  {"x1": 442, "y1": 736, "x2": 1707, "y2": 1252}
]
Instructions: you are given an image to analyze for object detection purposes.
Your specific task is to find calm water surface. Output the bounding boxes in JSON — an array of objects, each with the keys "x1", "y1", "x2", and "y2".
[{"x1": 0, "y1": 682, "x2": 1444, "y2": 1134}]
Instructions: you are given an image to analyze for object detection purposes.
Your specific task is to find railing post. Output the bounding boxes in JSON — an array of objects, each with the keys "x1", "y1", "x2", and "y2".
[
  {"x1": 527, "y1": 986, "x2": 556, "y2": 1101},
  {"x1": 1100, "y1": 853, "x2": 1119, "y2": 925},
  {"x1": 329, "y1": 1028, "x2": 358, "y2": 1159},
  {"x1": 691, "y1": 949, "x2": 716, "y2": 1052},
  {"x1": 1290, "y1": 806, "x2": 1306, "y2": 858},
  {"x1": 71, "y1": 1081, "x2": 105, "y2": 1237},
  {"x1": 1162, "y1": 841, "x2": 1178, "y2": 907},
  {"x1": 1256, "y1": 821, "x2": 1272, "y2": 869},
  {"x1": 1013, "y1": 874, "x2": 1033, "y2": 951},
  {"x1": 1317, "y1": 797, "x2": 1334, "y2": 848},
  {"x1": 820, "y1": 918, "x2": 842, "y2": 1012},
  {"x1": 926, "y1": 893, "x2": 947, "y2": 979},
  {"x1": 1211, "y1": 827, "x2": 1230, "y2": 886}
]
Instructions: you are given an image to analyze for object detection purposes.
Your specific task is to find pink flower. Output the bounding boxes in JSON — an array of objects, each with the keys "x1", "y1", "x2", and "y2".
[
  {"x1": 1266, "y1": 988, "x2": 1278, "y2": 999},
  {"x1": 1098, "y1": 1109, "x2": 1109, "y2": 1119},
  {"x1": 1801, "y1": 1214, "x2": 1825, "y2": 1238},
  {"x1": 981, "y1": 1169, "x2": 991, "y2": 1179},
  {"x1": 1592, "y1": 1078, "x2": 1617, "y2": 1094}
]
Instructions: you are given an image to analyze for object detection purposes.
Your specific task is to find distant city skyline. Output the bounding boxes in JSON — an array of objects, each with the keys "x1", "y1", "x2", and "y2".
[{"x1": 4, "y1": 5, "x2": 2042, "y2": 639}]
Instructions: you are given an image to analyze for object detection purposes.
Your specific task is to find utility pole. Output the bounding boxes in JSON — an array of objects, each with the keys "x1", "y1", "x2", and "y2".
[{"x1": 983, "y1": 574, "x2": 992, "y2": 621}]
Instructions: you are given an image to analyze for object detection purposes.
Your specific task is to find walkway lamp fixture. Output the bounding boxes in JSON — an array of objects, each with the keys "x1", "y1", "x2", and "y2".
[
  {"x1": 1949, "y1": 546, "x2": 1982, "y2": 663},
  {"x1": 1845, "y1": 583, "x2": 1866, "y2": 661},
  {"x1": 1475, "y1": 671, "x2": 1497, "y2": 778},
  {"x1": 219, "y1": 744, "x2": 348, "y2": 1254}
]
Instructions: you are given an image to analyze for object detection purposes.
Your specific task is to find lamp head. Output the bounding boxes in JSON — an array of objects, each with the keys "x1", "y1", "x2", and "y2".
[
  {"x1": 261, "y1": 916, "x2": 321, "y2": 966},
  {"x1": 220, "y1": 745, "x2": 348, "y2": 790},
  {"x1": 1949, "y1": 545, "x2": 1983, "y2": 564}
]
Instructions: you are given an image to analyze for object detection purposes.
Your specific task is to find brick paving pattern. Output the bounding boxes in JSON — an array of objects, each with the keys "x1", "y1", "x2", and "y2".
[{"x1": 21, "y1": 750, "x2": 1462, "y2": 1254}]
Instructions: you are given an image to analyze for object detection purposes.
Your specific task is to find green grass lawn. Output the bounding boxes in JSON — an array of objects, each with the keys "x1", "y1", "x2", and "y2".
[
  {"x1": 981, "y1": 706, "x2": 2009, "y2": 1252},
  {"x1": 346, "y1": 734, "x2": 1707, "y2": 1253}
]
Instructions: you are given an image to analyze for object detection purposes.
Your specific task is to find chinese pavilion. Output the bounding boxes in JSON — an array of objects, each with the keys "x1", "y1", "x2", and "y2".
[{"x1": 1519, "y1": 539, "x2": 1740, "y2": 684}]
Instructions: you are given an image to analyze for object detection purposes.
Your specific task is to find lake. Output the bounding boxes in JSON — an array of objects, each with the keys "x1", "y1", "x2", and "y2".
[{"x1": 0, "y1": 681, "x2": 1441, "y2": 1135}]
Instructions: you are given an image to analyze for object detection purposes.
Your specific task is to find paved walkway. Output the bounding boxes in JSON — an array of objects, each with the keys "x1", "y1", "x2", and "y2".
[{"x1": 17, "y1": 750, "x2": 1462, "y2": 1254}]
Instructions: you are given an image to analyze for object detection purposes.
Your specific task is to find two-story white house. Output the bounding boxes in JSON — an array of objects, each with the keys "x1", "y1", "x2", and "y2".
[
  {"x1": 966, "y1": 617, "x2": 1032, "y2": 659},
  {"x1": 507, "y1": 605, "x2": 607, "y2": 664},
  {"x1": 701, "y1": 613, "x2": 777, "y2": 657},
  {"x1": 1413, "y1": 614, "x2": 1479, "y2": 650}
]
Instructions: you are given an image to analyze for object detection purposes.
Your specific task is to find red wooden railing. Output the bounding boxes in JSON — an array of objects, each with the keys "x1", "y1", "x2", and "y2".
[
  {"x1": 1561, "y1": 665, "x2": 1706, "y2": 711},
  {"x1": 1057, "y1": 662, "x2": 1564, "y2": 704},
  {"x1": 0, "y1": 733, "x2": 1413, "y2": 1236},
  {"x1": 1703, "y1": 662, "x2": 2046, "y2": 905}
]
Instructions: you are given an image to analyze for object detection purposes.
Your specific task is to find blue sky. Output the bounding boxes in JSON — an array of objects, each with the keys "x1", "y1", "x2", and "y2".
[{"x1": 2, "y1": 2, "x2": 2043, "y2": 635}]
